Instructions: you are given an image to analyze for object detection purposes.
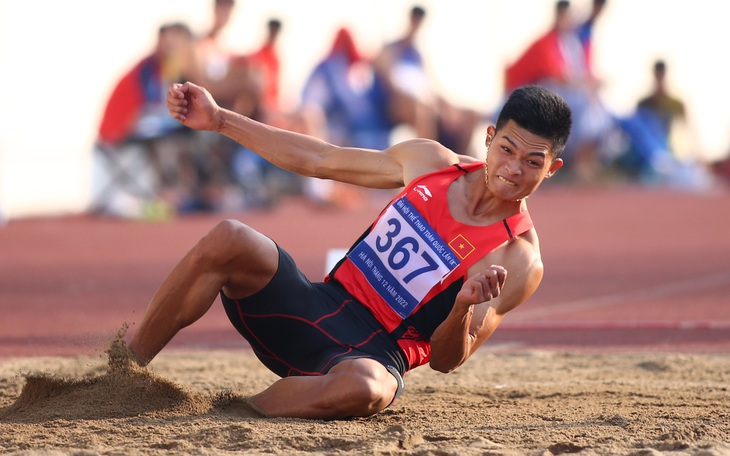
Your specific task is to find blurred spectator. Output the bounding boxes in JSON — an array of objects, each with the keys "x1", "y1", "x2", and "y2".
[
  {"x1": 196, "y1": 0, "x2": 235, "y2": 83},
  {"x1": 301, "y1": 28, "x2": 392, "y2": 149},
  {"x1": 180, "y1": 0, "x2": 264, "y2": 213},
  {"x1": 189, "y1": 0, "x2": 260, "y2": 116},
  {"x1": 239, "y1": 17, "x2": 318, "y2": 133},
  {"x1": 227, "y1": 18, "x2": 322, "y2": 210},
  {"x1": 98, "y1": 22, "x2": 194, "y2": 148},
  {"x1": 94, "y1": 22, "x2": 198, "y2": 217},
  {"x1": 194, "y1": 0, "x2": 253, "y2": 107},
  {"x1": 299, "y1": 27, "x2": 393, "y2": 208},
  {"x1": 576, "y1": 0, "x2": 606, "y2": 72},
  {"x1": 239, "y1": 18, "x2": 312, "y2": 130},
  {"x1": 505, "y1": 0, "x2": 615, "y2": 182},
  {"x1": 372, "y1": 5, "x2": 479, "y2": 156},
  {"x1": 614, "y1": 59, "x2": 712, "y2": 189},
  {"x1": 637, "y1": 60, "x2": 687, "y2": 145},
  {"x1": 247, "y1": 19, "x2": 283, "y2": 114}
]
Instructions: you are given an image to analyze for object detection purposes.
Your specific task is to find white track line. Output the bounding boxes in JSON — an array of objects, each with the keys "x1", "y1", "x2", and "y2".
[
  {"x1": 511, "y1": 269, "x2": 730, "y2": 322},
  {"x1": 501, "y1": 320, "x2": 730, "y2": 330}
]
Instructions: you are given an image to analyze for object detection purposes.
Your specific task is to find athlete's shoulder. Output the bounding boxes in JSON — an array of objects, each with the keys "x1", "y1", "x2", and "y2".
[
  {"x1": 388, "y1": 138, "x2": 460, "y2": 185},
  {"x1": 505, "y1": 232, "x2": 542, "y2": 270},
  {"x1": 476, "y1": 227, "x2": 542, "y2": 283},
  {"x1": 390, "y1": 138, "x2": 453, "y2": 157},
  {"x1": 509, "y1": 228, "x2": 543, "y2": 283},
  {"x1": 487, "y1": 227, "x2": 541, "y2": 264}
]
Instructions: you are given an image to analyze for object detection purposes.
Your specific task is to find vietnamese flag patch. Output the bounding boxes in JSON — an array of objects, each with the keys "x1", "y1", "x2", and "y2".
[{"x1": 449, "y1": 234, "x2": 475, "y2": 260}]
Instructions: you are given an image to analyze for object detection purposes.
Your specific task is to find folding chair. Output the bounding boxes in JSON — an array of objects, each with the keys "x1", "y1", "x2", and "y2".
[{"x1": 90, "y1": 138, "x2": 160, "y2": 217}]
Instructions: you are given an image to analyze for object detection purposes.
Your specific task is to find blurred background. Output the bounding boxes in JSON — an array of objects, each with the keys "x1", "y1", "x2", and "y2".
[{"x1": 1, "y1": 0, "x2": 729, "y2": 219}]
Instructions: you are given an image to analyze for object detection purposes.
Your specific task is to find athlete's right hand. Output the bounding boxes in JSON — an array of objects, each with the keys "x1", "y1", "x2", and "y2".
[
  {"x1": 457, "y1": 265, "x2": 507, "y2": 306},
  {"x1": 166, "y1": 82, "x2": 221, "y2": 132}
]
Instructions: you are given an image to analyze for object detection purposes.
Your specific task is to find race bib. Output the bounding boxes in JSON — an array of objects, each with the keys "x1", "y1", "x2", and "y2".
[{"x1": 349, "y1": 197, "x2": 460, "y2": 318}]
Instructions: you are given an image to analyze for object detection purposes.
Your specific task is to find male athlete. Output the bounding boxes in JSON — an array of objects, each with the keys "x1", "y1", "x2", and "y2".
[{"x1": 128, "y1": 81, "x2": 571, "y2": 420}]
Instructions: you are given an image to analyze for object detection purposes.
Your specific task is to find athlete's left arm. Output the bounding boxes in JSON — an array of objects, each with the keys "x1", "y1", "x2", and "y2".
[{"x1": 429, "y1": 237, "x2": 543, "y2": 373}]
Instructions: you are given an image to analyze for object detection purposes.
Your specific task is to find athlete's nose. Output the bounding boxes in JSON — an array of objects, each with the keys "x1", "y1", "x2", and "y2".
[{"x1": 505, "y1": 159, "x2": 522, "y2": 175}]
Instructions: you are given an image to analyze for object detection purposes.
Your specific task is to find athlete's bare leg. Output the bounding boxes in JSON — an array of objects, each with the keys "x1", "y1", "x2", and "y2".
[
  {"x1": 128, "y1": 220, "x2": 398, "y2": 419},
  {"x1": 249, "y1": 358, "x2": 400, "y2": 419},
  {"x1": 128, "y1": 219, "x2": 278, "y2": 365}
]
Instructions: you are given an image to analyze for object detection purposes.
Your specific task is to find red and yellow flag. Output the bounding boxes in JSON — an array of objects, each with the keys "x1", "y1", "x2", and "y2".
[{"x1": 449, "y1": 234, "x2": 475, "y2": 260}]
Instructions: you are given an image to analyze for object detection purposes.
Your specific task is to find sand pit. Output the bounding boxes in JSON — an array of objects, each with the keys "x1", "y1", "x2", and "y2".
[
  {"x1": 1, "y1": 332, "x2": 728, "y2": 455},
  {"x1": 3, "y1": 331, "x2": 216, "y2": 424}
]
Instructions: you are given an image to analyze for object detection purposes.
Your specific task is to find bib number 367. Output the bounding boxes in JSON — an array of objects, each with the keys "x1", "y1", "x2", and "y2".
[
  {"x1": 349, "y1": 197, "x2": 459, "y2": 318},
  {"x1": 375, "y1": 218, "x2": 439, "y2": 284}
]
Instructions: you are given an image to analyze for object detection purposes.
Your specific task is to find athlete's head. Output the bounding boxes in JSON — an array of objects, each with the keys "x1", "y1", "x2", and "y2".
[{"x1": 495, "y1": 85, "x2": 572, "y2": 158}]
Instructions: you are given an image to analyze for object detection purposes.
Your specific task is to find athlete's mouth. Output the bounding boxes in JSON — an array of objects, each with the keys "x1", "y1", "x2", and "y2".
[{"x1": 497, "y1": 175, "x2": 517, "y2": 186}]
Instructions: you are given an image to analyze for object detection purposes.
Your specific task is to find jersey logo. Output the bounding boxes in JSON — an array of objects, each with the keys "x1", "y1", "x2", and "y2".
[
  {"x1": 413, "y1": 185, "x2": 432, "y2": 201},
  {"x1": 449, "y1": 234, "x2": 476, "y2": 260},
  {"x1": 400, "y1": 325, "x2": 426, "y2": 341}
]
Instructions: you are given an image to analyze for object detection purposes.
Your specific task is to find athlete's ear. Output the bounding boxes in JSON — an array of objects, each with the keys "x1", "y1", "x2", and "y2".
[
  {"x1": 485, "y1": 125, "x2": 496, "y2": 149},
  {"x1": 546, "y1": 158, "x2": 564, "y2": 178}
]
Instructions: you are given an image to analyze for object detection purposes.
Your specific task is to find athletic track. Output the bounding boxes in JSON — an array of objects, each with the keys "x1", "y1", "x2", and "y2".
[{"x1": 1, "y1": 184, "x2": 729, "y2": 357}]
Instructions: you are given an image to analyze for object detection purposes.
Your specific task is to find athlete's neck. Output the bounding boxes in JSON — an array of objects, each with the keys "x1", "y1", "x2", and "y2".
[{"x1": 450, "y1": 172, "x2": 524, "y2": 226}]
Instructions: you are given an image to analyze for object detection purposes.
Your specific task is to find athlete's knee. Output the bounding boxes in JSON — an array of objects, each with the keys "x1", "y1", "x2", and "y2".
[
  {"x1": 344, "y1": 374, "x2": 396, "y2": 416},
  {"x1": 329, "y1": 363, "x2": 399, "y2": 417},
  {"x1": 191, "y1": 219, "x2": 254, "y2": 268}
]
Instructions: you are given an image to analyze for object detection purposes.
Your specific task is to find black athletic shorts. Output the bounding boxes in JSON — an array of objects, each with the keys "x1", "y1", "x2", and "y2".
[{"x1": 220, "y1": 245, "x2": 407, "y2": 392}]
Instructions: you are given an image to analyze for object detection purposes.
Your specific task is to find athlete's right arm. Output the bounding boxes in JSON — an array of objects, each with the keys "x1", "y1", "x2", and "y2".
[{"x1": 166, "y1": 81, "x2": 461, "y2": 189}]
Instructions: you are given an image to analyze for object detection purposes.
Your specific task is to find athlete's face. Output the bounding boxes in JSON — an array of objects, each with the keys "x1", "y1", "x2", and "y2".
[{"x1": 484, "y1": 121, "x2": 563, "y2": 201}]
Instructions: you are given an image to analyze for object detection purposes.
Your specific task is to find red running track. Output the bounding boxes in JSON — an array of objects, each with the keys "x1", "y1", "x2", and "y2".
[{"x1": 1, "y1": 185, "x2": 729, "y2": 357}]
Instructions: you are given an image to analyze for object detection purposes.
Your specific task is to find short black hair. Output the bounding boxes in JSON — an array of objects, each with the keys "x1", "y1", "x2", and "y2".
[
  {"x1": 159, "y1": 22, "x2": 192, "y2": 37},
  {"x1": 495, "y1": 86, "x2": 573, "y2": 158},
  {"x1": 411, "y1": 6, "x2": 426, "y2": 19}
]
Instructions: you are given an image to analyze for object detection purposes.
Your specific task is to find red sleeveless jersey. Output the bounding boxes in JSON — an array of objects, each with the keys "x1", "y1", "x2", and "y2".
[{"x1": 327, "y1": 162, "x2": 534, "y2": 369}]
